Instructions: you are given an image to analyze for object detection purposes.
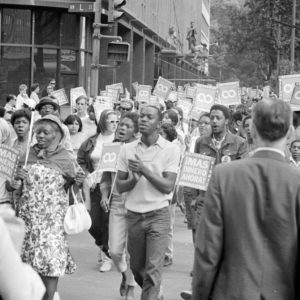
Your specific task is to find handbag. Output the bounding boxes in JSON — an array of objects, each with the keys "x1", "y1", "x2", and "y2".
[{"x1": 64, "y1": 186, "x2": 92, "y2": 235}]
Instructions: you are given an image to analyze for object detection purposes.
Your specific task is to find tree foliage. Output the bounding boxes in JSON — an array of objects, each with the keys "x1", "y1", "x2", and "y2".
[{"x1": 209, "y1": 0, "x2": 300, "y2": 89}]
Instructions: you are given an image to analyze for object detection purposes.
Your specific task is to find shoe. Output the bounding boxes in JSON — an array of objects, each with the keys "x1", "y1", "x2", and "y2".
[
  {"x1": 180, "y1": 290, "x2": 192, "y2": 300},
  {"x1": 120, "y1": 277, "x2": 126, "y2": 297},
  {"x1": 99, "y1": 254, "x2": 112, "y2": 272},
  {"x1": 164, "y1": 256, "x2": 173, "y2": 267},
  {"x1": 53, "y1": 292, "x2": 60, "y2": 300},
  {"x1": 125, "y1": 285, "x2": 135, "y2": 300}
]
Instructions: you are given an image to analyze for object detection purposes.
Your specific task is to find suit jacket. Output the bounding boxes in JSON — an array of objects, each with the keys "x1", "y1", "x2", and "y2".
[{"x1": 192, "y1": 150, "x2": 300, "y2": 300}]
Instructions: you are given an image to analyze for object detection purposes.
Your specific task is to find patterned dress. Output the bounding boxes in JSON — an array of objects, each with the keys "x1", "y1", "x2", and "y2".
[{"x1": 19, "y1": 162, "x2": 76, "y2": 277}]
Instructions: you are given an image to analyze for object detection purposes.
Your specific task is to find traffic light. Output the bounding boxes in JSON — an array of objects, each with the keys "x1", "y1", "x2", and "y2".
[
  {"x1": 107, "y1": 41, "x2": 130, "y2": 62},
  {"x1": 108, "y1": 0, "x2": 126, "y2": 23}
]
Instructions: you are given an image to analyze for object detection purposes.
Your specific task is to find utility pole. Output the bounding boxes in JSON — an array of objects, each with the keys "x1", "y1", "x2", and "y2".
[
  {"x1": 91, "y1": 0, "x2": 102, "y2": 98},
  {"x1": 291, "y1": 0, "x2": 296, "y2": 73}
]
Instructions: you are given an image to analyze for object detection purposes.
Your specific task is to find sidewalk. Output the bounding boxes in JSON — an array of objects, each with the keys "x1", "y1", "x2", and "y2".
[{"x1": 60, "y1": 208, "x2": 193, "y2": 300}]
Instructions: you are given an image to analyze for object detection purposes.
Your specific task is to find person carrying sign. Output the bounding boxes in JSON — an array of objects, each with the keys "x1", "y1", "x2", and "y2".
[
  {"x1": 192, "y1": 99, "x2": 300, "y2": 300},
  {"x1": 116, "y1": 105, "x2": 181, "y2": 300}
]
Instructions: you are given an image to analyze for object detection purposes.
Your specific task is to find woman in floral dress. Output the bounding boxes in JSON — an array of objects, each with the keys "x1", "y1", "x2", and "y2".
[{"x1": 14, "y1": 114, "x2": 85, "y2": 300}]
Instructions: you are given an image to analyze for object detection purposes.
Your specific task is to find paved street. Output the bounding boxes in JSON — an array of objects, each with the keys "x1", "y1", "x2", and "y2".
[{"x1": 60, "y1": 209, "x2": 193, "y2": 300}]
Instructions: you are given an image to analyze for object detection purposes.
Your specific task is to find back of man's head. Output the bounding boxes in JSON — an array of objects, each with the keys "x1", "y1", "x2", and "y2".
[{"x1": 253, "y1": 99, "x2": 291, "y2": 142}]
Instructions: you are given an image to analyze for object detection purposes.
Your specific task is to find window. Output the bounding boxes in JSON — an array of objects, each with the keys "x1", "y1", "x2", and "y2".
[
  {"x1": 34, "y1": 10, "x2": 60, "y2": 46},
  {"x1": 1, "y1": 9, "x2": 31, "y2": 44},
  {"x1": 61, "y1": 14, "x2": 79, "y2": 48}
]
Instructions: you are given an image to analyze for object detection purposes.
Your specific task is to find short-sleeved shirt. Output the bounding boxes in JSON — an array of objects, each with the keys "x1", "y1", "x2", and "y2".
[{"x1": 117, "y1": 135, "x2": 181, "y2": 213}]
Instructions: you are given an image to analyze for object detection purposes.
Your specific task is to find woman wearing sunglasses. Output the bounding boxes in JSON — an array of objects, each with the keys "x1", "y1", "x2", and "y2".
[{"x1": 77, "y1": 109, "x2": 118, "y2": 272}]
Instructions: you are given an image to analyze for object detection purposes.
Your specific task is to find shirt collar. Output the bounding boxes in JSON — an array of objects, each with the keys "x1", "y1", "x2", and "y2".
[
  {"x1": 253, "y1": 147, "x2": 285, "y2": 158},
  {"x1": 137, "y1": 135, "x2": 166, "y2": 148}
]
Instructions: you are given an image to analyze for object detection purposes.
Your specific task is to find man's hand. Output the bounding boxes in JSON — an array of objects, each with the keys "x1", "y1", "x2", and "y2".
[
  {"x1": 75, "y1": 170, "x2": 86, "y2": 187},
  {"x1": 128, "y1": 154, "x2": 146, "y2": 174},
  {"x1": 15, "y1": 167, "x2": 28, "y2": 181},
  {"x1": 100, "y1": 197, "x2": 109, "y2": 213}
]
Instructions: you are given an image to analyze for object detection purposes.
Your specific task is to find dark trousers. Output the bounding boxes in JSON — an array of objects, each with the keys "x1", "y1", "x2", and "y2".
[
  {"x1": 88, "y1": 186, "x2": 109, "y2": 254},
  {"x1": 127, "y1": 206, "x2": 170, "y2": 300}
]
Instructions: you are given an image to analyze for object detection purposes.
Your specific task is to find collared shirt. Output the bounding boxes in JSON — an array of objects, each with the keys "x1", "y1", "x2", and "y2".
[
  {"x1": 253, "y1": 147, "x2": 285, "y2": 158},
  {"x1": 117, "y1": 135, "x2": 181, "y2": 213},
  {"x1": 290, "y1": 157, "x2": 300, "y2": 168}
]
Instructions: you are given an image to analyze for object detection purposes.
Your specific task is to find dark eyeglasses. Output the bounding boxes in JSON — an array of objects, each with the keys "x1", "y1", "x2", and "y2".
[{"x1": 121, "y1": 107, "x2": 131, "y2": 111}]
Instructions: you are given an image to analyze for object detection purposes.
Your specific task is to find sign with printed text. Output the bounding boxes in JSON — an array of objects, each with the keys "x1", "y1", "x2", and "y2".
[
  {"x1": 217, "y1": 82, "x2": 241, "y2": 105},
  {"x1": 178, "y1": 152, "x2": 215, "y2": 191},
  {"x1": 107, "y1": 83, "x2": 124, "y2": 94},
  {"x1": 194, "y1": 85, "x2": 217, "y2": 112},
  {"x1": 93, "y1": 96, "x2": 113, "y2": 122},
  {"x1": 51, "y1": 88, "x2": 68, "y2": 106},
  {"x1": 136, "y1": 85, "x2": 152, "y2": 103},
  {"x1": 177, "y1": 98, "x2": 193, "y2": 122},
  {"x1": 153, "y1": 77, "x2": 173, "y2": 99},
  {"x1": 0, "y1": 145, "x2": 19, "y2": 181},
  {"x1": 290, "y1": 83, "x2": 300, "y2": 110},
  {"x1": 98, "y1": 143, "x2": 121, "y2": 172},
  {"x1": 70, "y1": 86, "x2": 87, "y2": 112},
  {"x1": 279, "y1": 74, "x2": 300, "y2": 102},
  {"x1": 106, "y1": 86, "x2": 120, "y2": 103},
  {"x1": 167, "y1": 91, "x2": 178, "y2": 102},
  {"x1": 185, "y1": 86, "x2": 197, "y2": 100}
]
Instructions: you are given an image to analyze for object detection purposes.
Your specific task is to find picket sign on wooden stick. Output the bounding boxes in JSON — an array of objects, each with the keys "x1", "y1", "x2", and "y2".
[{"x1": 24, "y1": 110, "x2": 36, "y2": 168}]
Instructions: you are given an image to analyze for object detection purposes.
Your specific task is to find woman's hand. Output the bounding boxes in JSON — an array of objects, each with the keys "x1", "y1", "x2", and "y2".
[
  {"x1": 75, "y1": 170, "x2": 86, "y2": 187},
  {"x1": 15, "y1": 167, "x2": 28, "y2": 181},
  {"x1": 10, "y1": 179, "x2": 22, "y2": 190}
]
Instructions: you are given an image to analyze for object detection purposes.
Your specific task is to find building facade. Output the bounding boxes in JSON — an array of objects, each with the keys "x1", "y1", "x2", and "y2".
[{"x1": 0, "y1": 0, "x2": 210, "y2": 107}]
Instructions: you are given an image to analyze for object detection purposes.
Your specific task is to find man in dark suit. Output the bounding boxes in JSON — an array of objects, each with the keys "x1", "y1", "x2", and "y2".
[{"x1": 192, "y1": 99, "x2": 300, "y2": 300}]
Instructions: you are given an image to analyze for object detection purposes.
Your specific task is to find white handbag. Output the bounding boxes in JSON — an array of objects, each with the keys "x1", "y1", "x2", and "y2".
[{"x1": 64, "y1": 186, "x2": 92, "y2": 235}]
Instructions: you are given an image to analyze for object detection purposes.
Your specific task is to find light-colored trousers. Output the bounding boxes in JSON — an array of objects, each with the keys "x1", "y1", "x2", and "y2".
[
  {"x1": 165, "y1": 203, "x2": 176, "y2": 258},
  {"x1": 109, "y1": 194, "x2": 135, "y2": 286}
]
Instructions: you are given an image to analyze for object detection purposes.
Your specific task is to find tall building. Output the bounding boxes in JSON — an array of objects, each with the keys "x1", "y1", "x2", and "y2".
[{"x1": 0, "y1": 0, "x2": 210, "y2": 107}]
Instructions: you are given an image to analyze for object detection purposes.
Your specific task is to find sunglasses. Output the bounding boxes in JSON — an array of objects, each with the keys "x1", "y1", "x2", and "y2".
[{"x1": 121, "y1": 107, "x2": 131, "y2": 111}]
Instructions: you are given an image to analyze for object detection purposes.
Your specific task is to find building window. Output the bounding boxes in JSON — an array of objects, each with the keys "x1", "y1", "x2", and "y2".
[
  {"x1": 34, "y1": 9, "x2": 60, "y2": 46},
  {"x1": 1, "y1": 8, "x2": 31, "y2": 44}
]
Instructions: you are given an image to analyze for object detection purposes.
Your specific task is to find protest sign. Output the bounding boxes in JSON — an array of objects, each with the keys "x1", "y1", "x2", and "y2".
[
  {"x1": 194, "y1": 85, "x2": 217, "y2": 112},
  {"x1": 97, "y1": 143, "x2": 121, "y2": 172},
  {"x1": 106, "y1": 86, "x2": 120, "y2": 103},
  {"x1": 93, "y1": 96, "x2": 113, "y2": 121},
  {"x1": 178, "y1": 152, "x2": 215, "y2": 191},
  {"x1": 217, "y1": 82, "x2": 241, "y2": 105},
  {"x1": 107, "y1": 82, "x2": 124, "y2": 94},
  {"x1": 177, "y1": 98, "x2": 193, "y2": 122},
  {"x1": 153, "y1": 77, "x2": 173, "y2": 99},
  {"x1": 70, "y1": 87, "x2": 87, "y2": 112},
  {"x1": 279, "y1": 74, "x2": 300, "y2": 102},
  {"x1": 51, "y1": 88, "x2": 68, "y2": 106},
  {"x1": 136, "y1": 85, "x2": 152, "y2": 103},
  {"x1": 185, "y1": 86, "x2": 197, "y2": 100},
  {"x1": 132, "y1": 82, "x2": 139, "y2": 93},
  {"x1": 0, "y1": 145, "x2": 19, "y2": 181},
  {"x1": 167, "y1": 91, "x2": 178, "y2": 103},
  {"x1": 290, "y1": 83, "x2": 300, "y2": 111}
]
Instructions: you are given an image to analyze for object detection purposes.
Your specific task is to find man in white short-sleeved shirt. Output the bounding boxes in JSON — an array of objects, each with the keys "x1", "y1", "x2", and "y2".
[{"x1": 117, "y1": 105, "x2": 180, "y2": 300}]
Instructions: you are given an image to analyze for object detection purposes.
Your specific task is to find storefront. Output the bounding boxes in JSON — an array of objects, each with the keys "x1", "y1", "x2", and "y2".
[{"x1": 0, "y1": 1, "x2": 93, "y2": 106}]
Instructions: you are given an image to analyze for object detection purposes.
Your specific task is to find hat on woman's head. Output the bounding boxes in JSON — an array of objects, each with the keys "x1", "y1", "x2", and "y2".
[
  {"x1": 35, "y1": 114, "x2": 65, "y2": 138},
  {"x1": 35, "y1": 97, "x2": 59, "y2": 112}
]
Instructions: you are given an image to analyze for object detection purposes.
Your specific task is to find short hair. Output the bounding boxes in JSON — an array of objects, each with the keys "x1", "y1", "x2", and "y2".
[
  {"x1": 210, "y1": 104, "x2": 230, "y2": 119},
  {"x1": 141, "y1": 105, "x2": 163, "y2": 121},
  {"x1": 173, "y1": 107, "x2": 183, "y2": 119},
  {"x1": 164, "y1": 109, "x2": 179, "y2": 126},
  {"x1": 252, "y1": 99, "x2": 291, "y2": 142},
  {"x1": 236, "y1": 104, "x2": 251, "y2": 116},
  {"x1": 122, "y1": 112, "x2": 139, "y2": 133},
  {"x1": 11, "y1": 109, "x2": 31, "y2": 126},
  {"x1": 291, "y1": 139, "x2": 300, "y2": 148},
  {"x1": 19, "y1": 84, "x2": 27, "y2": 91},
  {"x1": 242, "y1": 115, "x2": 252, "y2": 128},
  {"x1": 64, "y1": 114, "x2": 83, "y2": 132},
  {"x1": 161, "y1": 123, "x2": 177, "y2": 142},
  {"x1": 6, "y1": 94, "x2": 16, "y2": 103},
  {"x1": 31, "y1": 83, "x2": 39, "y2": 92},
  {"x1": 87, "y1": 105, "x2": 95, "y2": 113},
  {"x1": 232, "y1": 111, "x2": 243, "y2": 123},
  {"x1": 75, "y1": 95, "x2": 89, "y2": 104},
  {"x1": 199, "y1": 112, "x2": 210, "y2": 121}
]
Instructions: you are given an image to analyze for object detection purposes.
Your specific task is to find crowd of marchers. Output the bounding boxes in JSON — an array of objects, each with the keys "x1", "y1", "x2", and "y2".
[{"x1": 1, "y1": 81, "x2": 300, "y2": 300}]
